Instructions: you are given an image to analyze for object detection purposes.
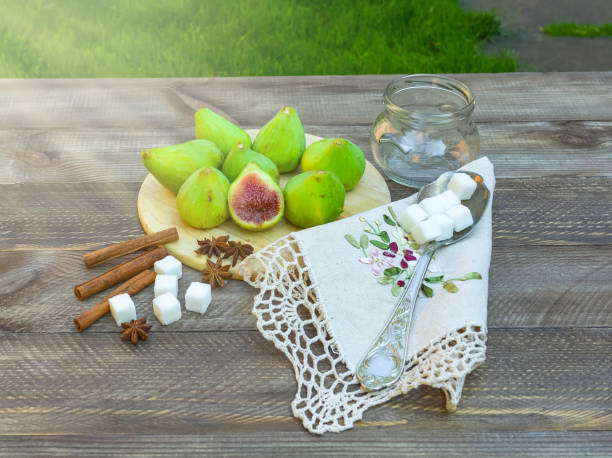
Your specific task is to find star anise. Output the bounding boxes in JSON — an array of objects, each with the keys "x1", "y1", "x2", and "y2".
[
  {"x1": 120, "y1": 318, "x2": 151, "y2": 345},
  {"x1": 223, "y1": 240, "x2": 254, "y2": 267},
  {"x1": 195, "y1": 235, "x2": 230, "y2": 257},
  {"x1": 202, "y1": 257, "x2": 232, "y2": 288}
]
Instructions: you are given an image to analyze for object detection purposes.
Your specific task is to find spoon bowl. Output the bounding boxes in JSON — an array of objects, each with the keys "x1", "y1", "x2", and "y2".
[{"x1": 417, "y1": 170, "x2": 490, "y2": 247}]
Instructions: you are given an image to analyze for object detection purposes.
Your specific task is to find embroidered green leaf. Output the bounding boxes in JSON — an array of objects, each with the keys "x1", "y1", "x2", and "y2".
[
  {"x1": 388, "y1": 206, "x2": 399, "y2": 224},
  {"x1": 379, "y1": 231, "x2": 390, "y2": 243},
  {"x1": 384, "y1": 267, "x2": 401, "y2": 277},
  {"x1": 443, "y1": 282, "x2": 459, "y2": 293},
  {"x1": 377, "y1": 276, "x2": 394, "y2": 285},
  {"x1": 421, "y1": 284, "x2": 434, "y2": 297},
  {"x1": 370, "y1": 240, "x2": 389, "y2": 250},
  {"x1": 425, "y1": 275, "x2": 444, "y2": 283},
  {"x1": 391, "y1": 282, "x2": 402, "y2": 297},
  {"x1": 359, "y1": 234, "x2": 369, "y2": 250},
  {"x1": 459, "y1": 272, "x2": 482, "y2": 281},
  {"x1": 344, "y1": 234, "x2": 360, "y2": 249},
  {"x1": 383, "y1": 214, "x2": 396, "y2": 226}
]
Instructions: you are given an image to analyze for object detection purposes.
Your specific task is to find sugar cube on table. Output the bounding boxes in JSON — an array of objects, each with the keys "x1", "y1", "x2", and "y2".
[
  {"x1": 185, "y1": 282, "x2": 212, "y2": 314},
  {"x1": 437, "y1": 190, "x2": 461, "y2": 211},
  {"x1": 153, "y1": 292, "x2": 182, "y2": 325},
  {"x1": 448, "y1": 173, "x2": 477, "y2": 200},
  {"x1": 154, "y1": 255, "x2": 182, "y2": 279},
  {"x1": 419, "y1": 196, "x2": 445, "y2": 216},
  {"x1": 446, "y1": 204, "x2": 474, "y2": 232},
  {"x1": 154, "y1": 274, "x2": 178, "y2": 298},
  {"x1": 398, "y1": 204, "x2": 428, "y2": 232},
  {"x1": 429, "y1": 214, "x2": 454, "y2": 241},
  {"x1": 411, "y1": 219, "x2": 442, "y2": 245},
  {"x1": 108, "y1": 293, "x2": 137, "y2": 326}
]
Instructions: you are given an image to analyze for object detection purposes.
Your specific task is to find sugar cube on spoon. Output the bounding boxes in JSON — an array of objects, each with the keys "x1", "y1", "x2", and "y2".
[
  {"x1": 448, "y1": 172, "x2": 477, "y2": 200},
  {"x1": 446, "y1": 204, "x2": 474, "y2": 232},
  {"x1": 398, "y1": 204, "x2": 428, "y2": 232}
]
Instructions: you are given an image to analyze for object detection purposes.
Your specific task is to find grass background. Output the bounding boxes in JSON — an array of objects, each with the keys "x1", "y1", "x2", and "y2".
[{"x1": 0, "y1": 0, "x2": 517, "y2": 78}]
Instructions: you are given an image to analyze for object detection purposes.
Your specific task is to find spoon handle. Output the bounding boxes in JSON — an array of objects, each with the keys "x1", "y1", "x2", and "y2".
[{"x1": 356, "y1": 246, "x2": 436, "y2": 391}]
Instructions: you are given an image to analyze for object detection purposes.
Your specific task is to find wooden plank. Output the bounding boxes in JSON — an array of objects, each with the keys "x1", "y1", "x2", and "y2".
[
  {"x1": 0, "y1": 73, "x2": 610, "y2": 133},
  {"x1": 1, "y1": 175, "x2": 611, "y2": 250},
  {"x1": 1, "y1": 121, "x2": 611, "y2": 185},
  {"x1": 0, "y1": 328, "x2": 610, "y2": 435},
  {"x1": 1, "y1": 246, "x2": 612, "y2": 333},
  {"x1": 0, "y1": 431, "x2": 610, "y2": 456}
]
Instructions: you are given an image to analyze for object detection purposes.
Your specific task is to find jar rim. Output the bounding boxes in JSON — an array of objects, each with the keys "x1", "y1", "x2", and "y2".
[{"x1": 383, "y1": 74, "x2": 475, "y2": 122}]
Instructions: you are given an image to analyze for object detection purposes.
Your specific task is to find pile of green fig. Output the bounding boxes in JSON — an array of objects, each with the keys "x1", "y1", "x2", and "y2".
[{"x1": 141, "y1": 106, "x2": 366, "y2": 231}]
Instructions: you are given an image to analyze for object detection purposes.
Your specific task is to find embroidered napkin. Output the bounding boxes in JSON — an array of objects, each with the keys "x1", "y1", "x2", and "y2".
[{"x1": 241, "y1": 157, "x2": 495, "y2": 434}]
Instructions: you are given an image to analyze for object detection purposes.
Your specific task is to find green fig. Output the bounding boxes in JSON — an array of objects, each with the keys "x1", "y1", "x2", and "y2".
[
  {"x1": 228, "y1": 162, "x2": 284, "y2": 231},
  {"x1": 222, "y1": 142, "x2": 280, "y2": 182},
  {"x1": 284, "y1": 170, "x2": 345, "y2": 228},
  {"x1": 252, "y1": 106, "x2": 305, "y2": 173},
  {"x1": 195, "y1": 108, "x2": 252, "y2": 156},
  {"x1": 301, "y1": 138, "x2": 366, "y2": 191},
  {"x1": 141, "y1": 139, "x2": 224, "y2": 194},
  {"x1": 176, "y1": 167, "x2": 230, "y2": 229}
]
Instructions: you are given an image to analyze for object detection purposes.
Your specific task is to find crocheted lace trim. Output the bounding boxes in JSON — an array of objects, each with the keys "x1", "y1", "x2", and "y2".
[{"x1": 241, "y1": 234, "x2": 487, "y2": 434}]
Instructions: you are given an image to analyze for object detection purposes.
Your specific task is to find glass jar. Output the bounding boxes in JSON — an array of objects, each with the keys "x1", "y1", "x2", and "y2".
[{"x1": 371, "y1": 74, "x2": 480, "y2": 188}]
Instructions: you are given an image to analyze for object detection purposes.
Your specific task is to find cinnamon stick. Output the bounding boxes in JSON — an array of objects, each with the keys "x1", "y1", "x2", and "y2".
[
  {"x1": 83, "y1": 227, "x2": 178, "y2": 268},
  {"x1": 74, "y1": 270, "x2": 156, "y2": 332},
  {"x1": 74, "y1": 246, "x2": 167, "y2": 300}
]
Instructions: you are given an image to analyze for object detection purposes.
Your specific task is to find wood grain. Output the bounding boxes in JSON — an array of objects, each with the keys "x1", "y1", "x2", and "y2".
[
  {"x1": 2, "y1": 175, "x2": 611, "y2": 251},
  {"x1": 0, "y1": 432, "x2": 610, "y2": 456},
  {"x1": 1, "y1": 121, "x2": 611, "y2": 186},
  {"x1": 0, "y1": 74, "x2": 611, "y2": 453},
  {"x1": 2, "y1": 246, "x2": 612, "y2": 333},
  {"x1": 0, "y1": 328, "x2": 610, "y2": 435},
  {"x1": 0, "y1": 74, "x2": 610, "y2": 132}
]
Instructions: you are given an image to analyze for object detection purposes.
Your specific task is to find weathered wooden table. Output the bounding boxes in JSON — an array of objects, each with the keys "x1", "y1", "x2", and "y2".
[{"x1": 1, "y1": 73, "x2": 611, "y2": 456}]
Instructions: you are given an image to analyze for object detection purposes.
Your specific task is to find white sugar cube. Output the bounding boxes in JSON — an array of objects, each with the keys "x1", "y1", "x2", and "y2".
[
  {"x1": 437, "y1": 190, "x2": 461, "y2": 211},
  {"x1": 108, "y1": 293, "x2": 137, "y2": 326},
  {"x1": 411, "y1": 219, "x2": 442, "y2": 245},
  {"x1": 185, "y1": 282, "x2": 212, "y2": 314},
  {"x1": 154, "y1": 274, "x2": 178, "y2": 298},
  {"x1": 154, "y1": 255, "x2": 182, "y2": 279},
  {"x1": 153, "y1": 292, "x2": 182, "y2": 325},
  {"x1": 398, "y1": 204, "x2": 428, "y2": 232},
  {"x1": 448, "y1": 173, "x2": 477, "y2": 200},
  {"x1": 419, "y1": 196, "x2": 445, "y2": 216},
  {"x1": 446, "y1": 204, "x2": 474, "y2": 232},
  {"x1": 429, "y1": 214, "x2": 454, "y2": 241}
]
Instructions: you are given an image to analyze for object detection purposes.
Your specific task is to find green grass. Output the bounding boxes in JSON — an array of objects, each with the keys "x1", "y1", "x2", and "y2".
[
  {"x1": 542, "y1": 22, "x2": 612, "y2": 38},
  {"x1": 0, "y1": 0, "x2": 516, "y2": 77}
]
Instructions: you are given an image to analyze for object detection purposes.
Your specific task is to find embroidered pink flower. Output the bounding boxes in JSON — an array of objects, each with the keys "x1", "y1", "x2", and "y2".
[
  {"x1": 389, "y1": 242, "x2": 399, "y2": 253},
  {"x1": 397, "y1": 280, "x2": 405, "y2": 287},
  {"x1": 403, "y1": 249, "x2": 417, "y2": 262},
  {"x1": 359, "y1": 248, "x2": 393, "y2": 276}
]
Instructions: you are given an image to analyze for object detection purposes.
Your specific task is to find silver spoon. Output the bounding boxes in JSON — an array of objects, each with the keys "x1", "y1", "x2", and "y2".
[{"x1": 356, "y1": 171, "x2": 490, "y2": 391}]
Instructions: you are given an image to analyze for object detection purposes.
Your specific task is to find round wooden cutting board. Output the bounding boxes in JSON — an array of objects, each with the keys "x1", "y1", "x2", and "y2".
[{"x1": 138, "y1": 130, "x2": 391, "y2": 275}]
